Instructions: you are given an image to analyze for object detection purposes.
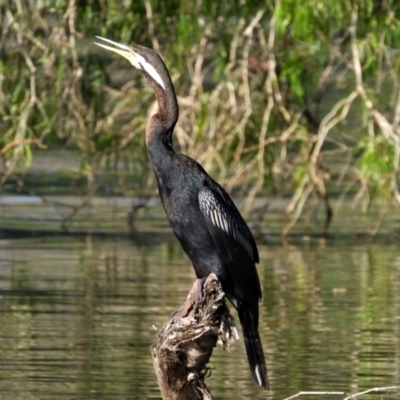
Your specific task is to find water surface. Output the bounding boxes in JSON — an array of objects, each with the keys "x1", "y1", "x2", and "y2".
[
  {"x1": 1, "y1": 151, "x2": 400, "y2": 399},
  {"x1": 0, "y1": 229, "x2": 399, "y2": 399}
]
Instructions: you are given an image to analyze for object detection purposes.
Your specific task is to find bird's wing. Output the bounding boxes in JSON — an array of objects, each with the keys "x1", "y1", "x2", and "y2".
[{"x1": 198, "y1": 185, "x2": 259, "y2": 263}]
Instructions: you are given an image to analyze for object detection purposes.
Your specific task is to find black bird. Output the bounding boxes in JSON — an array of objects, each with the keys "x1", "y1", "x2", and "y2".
[{"x1": 95, "y1": 37, "x2": 269, "y2": 390}]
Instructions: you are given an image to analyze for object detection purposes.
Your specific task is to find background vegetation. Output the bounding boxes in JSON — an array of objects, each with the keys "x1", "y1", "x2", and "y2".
[{"x1": 1, "y1": 0, "x2": 400, "y2": 235}]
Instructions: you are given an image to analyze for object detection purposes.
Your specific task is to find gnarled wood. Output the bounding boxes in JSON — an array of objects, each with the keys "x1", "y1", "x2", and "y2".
[{"x1": 151, "y1": 274, "x2": 237, "y2": 400}]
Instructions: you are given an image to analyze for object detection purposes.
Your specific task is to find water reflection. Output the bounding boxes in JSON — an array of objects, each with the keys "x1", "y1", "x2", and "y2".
[
  {"x1": 263, "y1": 242, "x2": 400, "y2": 399},
  {"x1": 0, "y1": 235, "x2": 399, "y2": 399}
]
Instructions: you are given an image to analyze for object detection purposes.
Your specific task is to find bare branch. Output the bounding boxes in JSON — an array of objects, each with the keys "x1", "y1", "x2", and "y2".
[
  {"x1": 342, "y1": 386, "x2": 400, "y2": 400},
  {"x1": 282, "y1": 391, "x2": 345, "y2": 400},
  {"x1": 151, "y1": 274, "x2": 237, "y2": 400}
]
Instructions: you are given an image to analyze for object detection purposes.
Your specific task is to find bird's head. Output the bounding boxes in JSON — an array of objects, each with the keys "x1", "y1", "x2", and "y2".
[
  {"x1": 94, "y1": 36, "x2": 179, "y2": 140},
  {"x1": 94, "y1": 36, "x2": 167, "y2": 91}
]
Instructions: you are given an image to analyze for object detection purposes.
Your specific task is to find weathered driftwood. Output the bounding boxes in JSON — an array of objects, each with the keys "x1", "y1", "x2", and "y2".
[{"x1": 151, "y1": 273, "x2": 238, "y2": 400}]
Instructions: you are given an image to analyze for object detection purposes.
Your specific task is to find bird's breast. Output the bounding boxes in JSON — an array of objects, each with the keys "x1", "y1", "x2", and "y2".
[
  {"x1": 161, "y1": 182, "x2": 199, "y2": 224},
  {"x1": 156, "y1": 170, "x2": 204, "y2": 233}
]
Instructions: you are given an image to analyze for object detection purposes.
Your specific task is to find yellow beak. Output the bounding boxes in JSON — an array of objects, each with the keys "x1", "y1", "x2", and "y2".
[{"x1": 94, "y1": 36, "x2": 140, "y2": 69}]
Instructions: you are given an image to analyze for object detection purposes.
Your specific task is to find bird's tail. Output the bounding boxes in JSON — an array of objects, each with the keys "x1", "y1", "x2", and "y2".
[{"x1": 238, "y1": 308, "x2": 269, "y2": 390}]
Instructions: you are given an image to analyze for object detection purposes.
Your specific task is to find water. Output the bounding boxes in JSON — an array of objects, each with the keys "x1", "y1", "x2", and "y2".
[
  {"x1": 1, "y1": 151, "x2": 400, "y2": 399},
  {"x1": 0, "y1": 229, "x2": 399, "y2": 399}
]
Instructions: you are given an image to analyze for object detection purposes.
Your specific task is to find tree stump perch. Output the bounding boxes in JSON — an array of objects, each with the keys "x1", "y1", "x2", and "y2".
[{"x1": 151, "y1": 273, "x2": 238, "y2": 400}]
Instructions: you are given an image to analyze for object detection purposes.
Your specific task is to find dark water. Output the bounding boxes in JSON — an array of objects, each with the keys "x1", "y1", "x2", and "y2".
[
  {"x1": 1, "y1": 152, "x2": 400, "y2": 399},
  {"x1": 0, "y1": 227, "x2": 399, "y2": 399}
]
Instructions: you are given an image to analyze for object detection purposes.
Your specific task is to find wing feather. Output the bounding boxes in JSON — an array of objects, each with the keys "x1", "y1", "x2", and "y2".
[{"x1": 198, "y1": 185, "x2": 259, "y2": 263}]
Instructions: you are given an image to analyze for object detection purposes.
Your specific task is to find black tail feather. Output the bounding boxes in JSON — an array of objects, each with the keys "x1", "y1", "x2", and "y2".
[{"x1": 239, "y1": 308, "x2": 269, "y2": 390}]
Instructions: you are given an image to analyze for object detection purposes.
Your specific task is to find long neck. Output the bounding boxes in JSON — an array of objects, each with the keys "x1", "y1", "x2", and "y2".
[
  {"x1": 144, "y1": 69, "x2": 179, "y2": 149},
  {"x1": 146, "y1": 115, "x2": 174, "y2": 150},
  {"x1": 145, "y1": 115, "x2": 175, "y2": 179}
]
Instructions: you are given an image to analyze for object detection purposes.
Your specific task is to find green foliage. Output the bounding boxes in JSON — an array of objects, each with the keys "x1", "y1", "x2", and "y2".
[{"x1": 359, "y1": 136, "x2": 396, "y2": 201}]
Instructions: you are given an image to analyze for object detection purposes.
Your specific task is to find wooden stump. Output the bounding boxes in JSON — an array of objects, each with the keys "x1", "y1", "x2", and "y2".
[{"x1": 151, "y1": 273, "x2": 237, "y2": 400}]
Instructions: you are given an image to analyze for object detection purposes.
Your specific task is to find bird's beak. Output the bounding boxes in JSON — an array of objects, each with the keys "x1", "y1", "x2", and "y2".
[{"x1": 94, "y1": 36, "x2": 140, "y2": 69}]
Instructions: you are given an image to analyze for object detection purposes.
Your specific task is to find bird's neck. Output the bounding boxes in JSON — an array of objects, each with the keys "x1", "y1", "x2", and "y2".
[
  {"x1": 145, "y1": 115, "x2": 174, "y2": 149},
  {"x1": 146, "y1": 116, "x2": 175, "y2": 173},
  {"x1": 145, "y1": 79, "x2": 178, "y2": 153},
  {"x1": 144, "y1": 69, "x2": 179, "y2": 173},
  {"x1": 146, "y1": 72, "x2": 179, "y2": 139}
]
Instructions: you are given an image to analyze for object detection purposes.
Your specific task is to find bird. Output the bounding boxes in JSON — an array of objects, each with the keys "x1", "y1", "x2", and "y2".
[{"x1": 94, "y1": 36, "x2": 269, "y2": 390}]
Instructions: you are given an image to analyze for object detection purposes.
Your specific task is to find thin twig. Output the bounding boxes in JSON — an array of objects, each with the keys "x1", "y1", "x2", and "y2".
[
  {"x1": 342, "y1": 385, "x2": 400, "y2": 400},
  {"x1": 282, "y1": 391, "x2": 345, "y2": 400}
]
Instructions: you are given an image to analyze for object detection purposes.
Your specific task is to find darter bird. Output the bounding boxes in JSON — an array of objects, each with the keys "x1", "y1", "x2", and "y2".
[{"x1": 95, "y1": 37, "x2": 269, "y2": 390}]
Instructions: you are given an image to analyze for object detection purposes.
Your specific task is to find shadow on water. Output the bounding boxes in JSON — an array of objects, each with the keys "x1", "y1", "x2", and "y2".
[{"x1": 0, "y1": 226, "x2": 174, "y2": 248}]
